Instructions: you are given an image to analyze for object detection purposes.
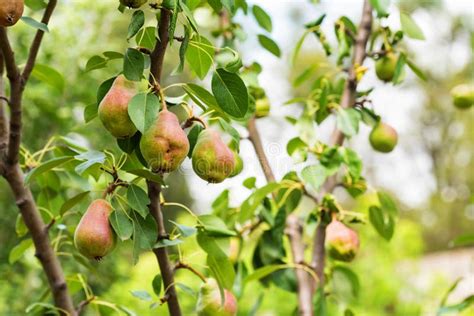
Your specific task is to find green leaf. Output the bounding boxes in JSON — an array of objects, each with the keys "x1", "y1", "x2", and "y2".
[
  {"x1": 186, "y1": 35, "x2": 214, "y2": 79},
  {"x1": 369, "y1": 205, "x2": 395, "y2": 241},
  {"x1": 198, "y1": 215, "x2": 236, "y2": 237},
  {"x1": 9, "y1": 239, "x2": 33, "y2": 264},
  {"x1": 257, "y1": 35, "x2": 281, "y2": 57},
  {"x1": 336, "y1": 108, "x2": 360, "y2": 137},
  {"x1": 239, "y1": 183, "x2": 283, "y2": 222},
  {"x1": 133, "y1": 213, "x2": 157, "y2": 253},
  {"x1": 211, "y1": 68, "x2": 249, "y2": 119},
  {"x1": 183, "y1": 83, "x2": 220, "y2": 112},
  {"x1": 97, "y1": 77, "x2": 116, "y2": 105},
  {"x1": 187, "y1": 124, "x2": 204, "y2": 158},
  {"x1": 125, "y1": 169, "x2": 163, "y2": 184},
  {"x1": 392, "y1": 53, "x2": 406, "y2": 84},
  {"x1": 123, "y1": 48, "x2": 145, "y2": 81},
  {"x1": 21, "y1": 16, "x2": 48, "y2": 32},
  {"x1": 103, "y1": 51, "x2": 124, "y2": 60},
  {"x1": 377, "y1": 191, "x2": 398, "y2": 216},
  {"x1": 84, "y1": 103, "x2": 98, "y2": 123},
  {"x1": 117, "y1": 132, "x2": 141, "y2": 154},
  {"x1": 243, "y1": 177, "x2": 256, "y2": 189},
  {"x1": 152, "y1": 275, "x2": 162, "y2": 296},
  {"x1": 174, "y1": 26, "x2": 191, "y2": 74},
  {"x1": 110, "y1": 210, "x2": 134, "y2": 241},
  {"x1": 168, "y1": 0, "x2": 179, "y2": 43},
  {"x1": 332, "y1": 265, "x2": 360, "y2": 301},
  {"x1": 127, "y1": 184, "x2": 151, "y2": 219},
  {"x1": 74, "y1": 151, "x2": 106, "y2": 175},
  {"x1": 437, "y1": 295, "x2": 474, "y2": 315},
  {"x1": 60, "y1": 191, "x2": 90, "y2": 215},
  {"x1": 154, "y1": 238, "x2": 183, "y2": 248},
  {"x1": 369, "y1": 0, "x2": 390, "y2": 17},
  {"x1": 128, "y1": 10, "x2": 145, "y2": 39},
  {"x1": 169, "y1": 220, "x2": 197, "y2": 238},
  {"x1": 301, "y1": 164, "x2": 329, "y2": 192},
  {"x1": 127, "y1": 93, "x2": 160, "y2": 134},
  {"x1": 400, "y1": 12, "x2": 425, "y2": 40},
  {"x1": 452, "y1": 234, "x2": 474, "y2": 247},
  {"x1": 25, "y1": 0, "x2": 47, "y2": 11},
  {"x1": 25, "y1": 156, "x2": 74, "y2": 184},
  {"x1": 406, "y1": 59, "x2": 427, "y2": 81},
  {"x1": 252, "y1": 5, "x2": 272, "y2": 32},
  {"x1": 136, "y1": 27, "x2": 157, "y2": 51},
  {"x1": 85, "y1": 55, "x2": 108, "y2": 72},
  {"x1": 31, "y1": 64, "x2": 65, "y2": 93},
  {"x1": 180, "y1": 2, "x2": 199, "y2": 32},
  {"x1": 245, "y1": 264, "x2": 292, "y2": 283},
  {"x1": 130, "y1": 290, "x2": 152, "y2": 301},
  {"x1": 287, "y1": 137, "x2": 308, "y2": 162}
]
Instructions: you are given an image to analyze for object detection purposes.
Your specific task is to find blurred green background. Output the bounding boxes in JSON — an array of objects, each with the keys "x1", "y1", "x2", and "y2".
[{"x1": 0, "y1": 0, "x2": 472, "y2": 315}]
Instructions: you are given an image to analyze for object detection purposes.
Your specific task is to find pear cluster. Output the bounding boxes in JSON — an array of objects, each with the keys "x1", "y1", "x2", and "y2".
[
  {"x1": 325, "y1": 220, "x2": 360, "y2": 262},
  {"x1": 0, "y1": 0, "x2": 24, "y2": 27},
  {"x1": 196, "y1": 278, "x2": 237, "y2": 316}
]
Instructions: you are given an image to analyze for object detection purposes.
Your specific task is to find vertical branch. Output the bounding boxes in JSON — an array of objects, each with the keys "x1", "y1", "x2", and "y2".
[
  {"x1": 0, "y1": 50, "x2": 8, "y2": 163},
  {"x1": 247, "y1": 117, "x2": 314, "y2": 316},
  {"x1": 147, "y1": 9, "x2": 182, "y2": 316},
  {"x1": 311, "y1": 0, "x2": 373, "y2": 288},
  {"x1": 0, "y1": 1, "x2": 76, "y2": 314}
]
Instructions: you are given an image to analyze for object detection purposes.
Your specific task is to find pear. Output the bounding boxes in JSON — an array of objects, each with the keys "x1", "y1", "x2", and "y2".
[
  {"x1": 451, "y1": 83, "x2": 474, "y2": 110},
  {"x1": 255, "y1": 97, "x2": 270, "y2": 118},
  {"x1": 229, "y1": 151, "x2": 243, "y2": 178},
  {"x1": 120, "y1": 0, "x2": 147, "y2": 9},
  {"x1": 192, "y1": 129, "x2": 235, "y2": 183},
  {"x1": 74, "y1": 199, "x2": 116, "y2": 260},
  {"x1": 196, "y1": 278, "x2": 237, "y2": 316},
  {"x1": 0, "y1": 0, "x2": 24, "y2": 27},
  {"x1": 325, "y1": 220, "x2": 359, "y2": 262},
  {"x1": 98, "y1": 75, "x2": 137, "y2": 139},
  {"x1": 140, "y1": 109, "x2": 190, "y2": 173},
  {"x1": 375, "y1": 52, "x2": 398, "y2": 82},
  {"x1": 369, "y1": 122, "x2": 398, "y2": 153}
]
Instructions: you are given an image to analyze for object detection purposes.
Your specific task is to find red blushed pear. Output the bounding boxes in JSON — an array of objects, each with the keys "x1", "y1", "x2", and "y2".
[
  {"x1": 192, "y1": 129, "x2": 235, "y2": 183},
  {"x1": 74, "y1": 199, "x2": 116, "y2": 260},
  {"x1": 98, "y1": 75, "x2": 137, "y2": 139},
  {"x1": 0, "y1": 0, "x2": 24, "y2": 27},
  {"x1": 325, "y1": 220, "x2": 360, "y2": 262},
  {"x1": 140, "y1": 109, "x2": 190, "y2": 173},
  {"x1": 196, "y1": 278, "x2": 237, "y2": 316}
]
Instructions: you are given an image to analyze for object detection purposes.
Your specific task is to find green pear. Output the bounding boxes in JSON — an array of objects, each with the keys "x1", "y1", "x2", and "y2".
[
  {"x1": 98, "y1": 75, "x2": 137, "y2": 139},
  {"x1": 325, "y1": 220, "x2": 359, "y2": 262},
  {"x1": 0, "y1": 0, "x2": 24, "y2": 27},
  {"x1": 375, "y1": 52, "x2": 398, "y2": 82},
  {"x1": 229, "y1": 151, "x2": 243, "y2": 178},
  {"x1": 74, "y1": 199, "x2": 116, "y2": 260},
  {"x1": 255, "y1": 97, "x2": 271, "y2": 118},
  {"x1": 168, "y1": 103, "x2": 190, "y2": 124},
  {"x1": 120, "y1": 0, "x2": 147, "y2": 9},
  {"x1": 192, "y1": 129, "x2": 235, "y2": 183},
  {"x1": 196, "y1": 278, "x2": 238, "y2": 316},
  {"x1": 451, "y1": 84, "x2": 474, "y2": 110},
  {"x1": 369, "y1": 122, "x2": 398, "y2": 153},
  {"x1": 140, "y1": 109, "x2": 190, "y2": 173}
]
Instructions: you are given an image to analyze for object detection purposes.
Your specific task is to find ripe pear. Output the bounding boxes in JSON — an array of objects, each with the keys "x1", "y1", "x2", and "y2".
[
  {"x1": 369, "y1": 122, "x2": 398, "y2": 153},
  {"x1": 229, "y1": 151, "x2": 243, "y2": 178},
  {"x1": 375, "y1": 52, "x2": 398, "y2": 82},
  {"x1": 255, "y1": 97, "x2": 270, "y2": 118},
  {"x1": 98, "y1": 75, "x2": 137, "y2": 139},
  {"x1": 120, "y1": 0, "x2": 147, "y2": 9},
  {"x1": 0, "y1": 0, "x2": 24, "y2": 27},
  {"x1": 451, "y1": 84, "x2": 474, "y2": 110},
  {"x1": 192, "y1": 129, "x2": 235, "y2": 183},
  {"x1": 325, "y1": 220, "x2": 359, "y2": 262},
  {"x1": 196, "y1": 278, "x2": 237, "y2": 316},
  {"x1": 74, "y1": 199, "x2": 116, "y2": 260},
  {"x1": 140, "y1": 109, "x2": 190, "y2": 173}
]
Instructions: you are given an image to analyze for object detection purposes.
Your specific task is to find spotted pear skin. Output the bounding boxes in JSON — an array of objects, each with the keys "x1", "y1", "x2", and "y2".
[
  {"x1": 140, "y1": 110, "x2": 190, "y2": 173},
  {"x1": 0, "y1": 0, "x2": 24, "y2": 27},
  {"x1": 74, "y1": 199, "x2": 116, "y2": 260},
  {"x1": 192, "y1": 129, "x2": 235, "y2": 183},
  {"x1": 98, "y1": 75, "x2": 137, "y2": 139}
]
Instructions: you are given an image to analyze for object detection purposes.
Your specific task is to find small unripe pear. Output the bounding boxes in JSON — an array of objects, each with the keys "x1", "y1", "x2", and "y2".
[
  {"x1": 74, "y1": 199, "x2": 116, "y2": 260},
  {"x1": 168, "y1": 103, "x2": 190, "y2": 124},
  {"x1": 325, "y1": 220, "x2": 359, "y2": 262},
  {"x1": 98, "y1": 75, "x2": 137, "y2": 139},
  {"x1": 140, "y1": 109, "x2": 190, "y2": 173},
  {"x1": 451, "y1": 84, "x2": 474, "y2": 110},
  {"x1": 375, "y1": 52, "x2": 398, "y2": 82},
  {"x1": 192, "y1": 129, "x2": 235, "y2": 183},
  {"x1": 369, "y1": 122, "x2": 398, "y2": 153},
  {"x1": 196, "y1": 278, "x2": 237, "y2": 316},
  {"x1": 229, "y1": 152, "x2": 243, "y2": 178},
  {"x1": 255, "y1": 97, "x2": 270, "y2": 118},
  {"x1": 120, "y1": 0, "x2": 147, "y2": 9},
  {"x1": 0, "y1": 0, "x2": 23, "y2": 27}
]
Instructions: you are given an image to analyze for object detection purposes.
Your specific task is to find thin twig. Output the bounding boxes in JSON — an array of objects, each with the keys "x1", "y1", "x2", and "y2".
[{"x1": 174, "y1": 262, "x2": 207, "y2": 282}]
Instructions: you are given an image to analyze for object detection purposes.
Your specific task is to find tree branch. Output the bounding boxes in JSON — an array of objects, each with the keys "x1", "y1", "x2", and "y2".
[
  {"x1": 147, "y1": 9, "x2": 182, "y2": 316},
  {"x1": 0, "y1": 50, "x2": 9, "y2": 171},
  {"x1": 0, "y1": 2, "x2": 75, "y2": 314},
  {"x1": 311, "y1": 0, "x2": 373, "y2": 288},
  {"x1": 247, "y1": 117, "x2": 314, "y2": 315}
]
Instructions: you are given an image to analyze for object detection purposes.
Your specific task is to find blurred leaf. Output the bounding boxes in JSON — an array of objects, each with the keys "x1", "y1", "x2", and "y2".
[
  {"x1": 186, "y1": 35, "x2": 214, "y2": 79},
  {"x1": 245, "y1": 264, "x2": 292, "y2": 283},
  {"x1": 128, "y1": 93, "x2": 160, "y2": 134},
  {"x1": 369, "y1": 205, "x2": 395, "y2": 240},
  {"x1": 287, "y1": 137, "x2": 308, "y2": 162},
  {"x1": 117, "y1": 132, "x2": 141, "y2": 154},
  {"x1": 377, "y1": 191, "x2": 398, "y2": 216},
  {"x1": 369, "y1": 0, "x2": 390, "y2": 17},
  {"x1": 332, "y1": 265, "x2": 360, "y2": 301},
  {"x1": 60, "y1": 191, "x2": 90, "y2": 215},
  {"x1": 84, "y1": 103, "x2": 98, "y2": 123},
  {"x1": 32, "y1": 64, "x2": 65, "y2": 93},
  {"x1": 9, "y1": 239, "x2": 33, "y2": 264},
  {"x1": 130, "y1": 290, "x2": 152, "y2": 301},
  {"x1": 240, "y1": 183, "x2": 283, "y2": 222},
  {"x1": 187, "y1": 124, "x2": 204, "y2": 158},
  {"x1": 123, "y1": 48, "x2": 144, "y2": 81},
  {"x1": 252, "y1": 5, "x2": 272, "y2": 32},
  {"x1": 154, "y1": 238, "x2": 183, "y2": 248},
  {"x1": 152, "y1": 275, "x2": 162, "y2": 296},
  {"x1": 257, "y1": 35, "x2": 281, "y2": 57},
  {"x1": 25, "y1": 156, "x2": 74, "y2": 184},
  {"x1": 400, "y1": 12, "x2": 425, "y2": 40},
  {"x1": 85, "y1": 55, "x2": 108, "y2": 72},
  {"x1": 243, "y1": 177, "x2": 256, "y2": 189},
  {"x1": 211, "y1": 68, "x2": 249, "y2": 119},
  {"x1": 406, "y1": 59, "x2": 427, "y2": 81},
  {"x1": 127, "y1": 10, "x2": 145, "y2": 39},
  {"x1": 452, "y1": 234, "x2": 474, "y2": 247},
  {"x1": 125, "y1": 169, "x2": 163, "y2": 184},
  {"x1": 392, "y1": 53, "x2": 406, "y2": 84},
  {"x1": 437, "y1": 295, "x2": 474, "y2": 315},
  {"x1": 127, "y1": 184, "x2": 150, "y2": 219},
  {"x1": 183, "y1": 83, "x2": 220, "y2": 112},
  {"x1": 198, "y1": 215, "x2": 236, "y2": 237},
  {"x1": 169, "y1": 220, "x2": 197, "y2": 238},
  {"x1": 74, "y1": 151, "x2": 106, "y2": 175},
  {"x1": 110, "y1": 210, "x2": 134, "y2": 241},
  {"x1": 21, "y1": 16, "x2": 48, "y2": 32},
  {"x1": 180, "y1": 2, "x2": 198, "y2": 32},
  {"x1": 301, "y1": 164, "x2": 329, "y2": 192},
  {"x1": 336, "y1": 108, "x2": 360, "y2": 136},
  {"x1": 25, "y1": 0, "x2": 47, "y2": 10},
  {"x1": 174, "y1": 25, "x2": 191, "y2": 74}
]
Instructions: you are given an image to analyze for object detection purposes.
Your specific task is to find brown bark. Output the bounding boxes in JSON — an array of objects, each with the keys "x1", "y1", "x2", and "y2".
[{"x1": 146, "y1": 9, "x2": 182, "y2": 316}]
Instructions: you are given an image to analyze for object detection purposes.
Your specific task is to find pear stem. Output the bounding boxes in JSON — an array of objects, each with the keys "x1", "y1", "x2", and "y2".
[
  {"x1": 153, "y1": 82, "x2": 168, "y2": 111},
  {"x1": 183, "y1": 116, "x2": 208, "y2": 129},
  {"x1": 174, "y1": 262, "x2": 207, "y2": 283}
]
